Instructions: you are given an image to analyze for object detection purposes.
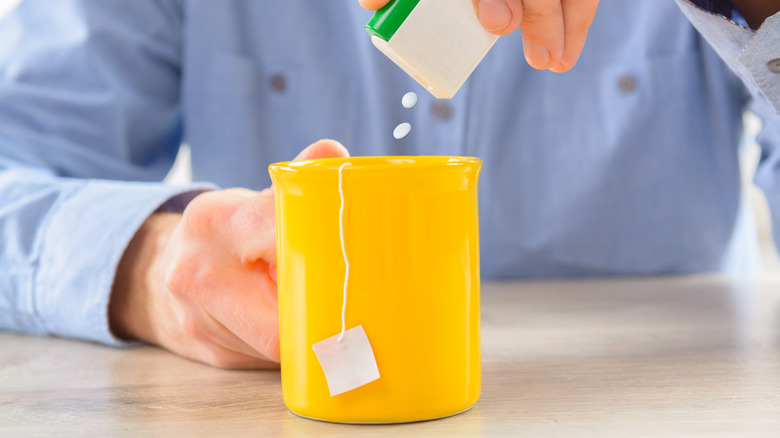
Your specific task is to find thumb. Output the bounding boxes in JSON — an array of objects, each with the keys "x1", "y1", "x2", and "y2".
[
  {"x1": 473, "y1": 0, "x2": 523, "y2": 35},
  {"x1": 359, "y1": 0, "x2": 391, "y2": 11},
  {"x1": 293, "y1": 139, "x2": 351, "y2": 161}
]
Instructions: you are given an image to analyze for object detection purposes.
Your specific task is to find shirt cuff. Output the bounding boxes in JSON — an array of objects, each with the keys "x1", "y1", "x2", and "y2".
[
  {"x1": 676, "y1": 0, "x2": 780, "y2": 112},
  {"x1": 687, "y1": 0, "x2": 734, "y2": 18},
  {"x1": 156, "y1": 189, "x2": 210, "y2": 213},
  {"x1": 34, "y1": 180, "x2": 213, "y2": 347}
]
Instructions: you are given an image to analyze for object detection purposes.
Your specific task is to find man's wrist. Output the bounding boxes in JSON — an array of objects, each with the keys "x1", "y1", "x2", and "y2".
[{"x1": 109, "y1": 212, "x2": 180, "y2": 343}]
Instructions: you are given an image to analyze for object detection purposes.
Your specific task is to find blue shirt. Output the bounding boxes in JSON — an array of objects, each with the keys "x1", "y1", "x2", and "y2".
[{"x1": 1, "y1": 0, "x2": 780, "y2": 346}]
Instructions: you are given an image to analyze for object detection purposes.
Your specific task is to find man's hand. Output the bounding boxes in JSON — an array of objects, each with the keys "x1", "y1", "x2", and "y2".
[
  {"x1": 360, "y1": 0, "x2": 599, "y2": 72},
  {"x1": 110, "y1": 140, "x2": 350, "y2": 369}
]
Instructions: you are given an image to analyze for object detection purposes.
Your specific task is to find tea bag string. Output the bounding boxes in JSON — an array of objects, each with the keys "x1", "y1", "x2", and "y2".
[{"x1": 337, "y1": 162, "x2": 351, "y2": 343}]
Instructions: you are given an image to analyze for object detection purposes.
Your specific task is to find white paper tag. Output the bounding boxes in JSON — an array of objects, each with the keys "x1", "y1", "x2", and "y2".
[{"x1": 311, "y1": 325, "x2": 380, "y2": 396}]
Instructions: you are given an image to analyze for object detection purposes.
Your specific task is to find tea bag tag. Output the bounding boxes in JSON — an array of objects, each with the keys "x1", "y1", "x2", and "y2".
[
  {"x1": 312, "y1": 325, "x2": 380, "y2": 396},
  {"x1": 310, "y1": 165, "x2": 380, "y2": 397}
]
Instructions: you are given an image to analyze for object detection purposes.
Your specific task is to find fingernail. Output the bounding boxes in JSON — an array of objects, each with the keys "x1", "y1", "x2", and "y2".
[
  {"x1": 523, "y1": 39, "x2": 551, "y2": 69},
  {"x1": 549, "y1": 61, "x2": 569, "y2": 73},
  {"x1": 478, "y1": 0, "x2": 512, "y2": 32}
]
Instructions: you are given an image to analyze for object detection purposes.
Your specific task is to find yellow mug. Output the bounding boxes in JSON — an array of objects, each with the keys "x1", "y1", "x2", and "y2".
[{"x1": 269, "y1": 156, "x2": 482, "y2": 423}]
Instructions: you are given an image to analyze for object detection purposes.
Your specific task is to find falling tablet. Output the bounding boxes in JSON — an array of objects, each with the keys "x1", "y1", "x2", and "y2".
[
  {"x1": 393, "y1": 122, "x2": 412, "y2": 140},
  {"x1": 402, "y1": 92, "x2": 418, "y2": 109}
]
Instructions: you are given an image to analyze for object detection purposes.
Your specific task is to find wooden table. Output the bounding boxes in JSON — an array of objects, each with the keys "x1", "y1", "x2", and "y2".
[{"x1": 2, "y1": 276, "x2": 779, "y2": 436}]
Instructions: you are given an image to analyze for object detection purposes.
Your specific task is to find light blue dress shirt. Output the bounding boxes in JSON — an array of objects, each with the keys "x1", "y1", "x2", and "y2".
[{"x1": 1, "y1": 0, "x2": 779, "y2": 346}]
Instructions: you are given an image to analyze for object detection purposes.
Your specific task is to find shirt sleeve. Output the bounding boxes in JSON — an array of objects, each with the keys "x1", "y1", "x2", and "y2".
[
  {"x1": 0, "y1": 0, "x2": 212, "y2": 346},
  {"x1": 674, "y1": 0, "x2": 780, "y2": 112},
  {"x1": 674, "y1": 1, "x2": 780, "y2": 262}
]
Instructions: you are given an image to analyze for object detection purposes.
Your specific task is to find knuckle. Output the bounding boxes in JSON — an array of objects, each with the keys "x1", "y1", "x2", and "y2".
[
  {"x1": 564, "y1": 1, "x2": 599, "y2": 36},
  {"x1": 181, "y1": 189, "x2": 245, "y2": 230},
  {"x1": 164, "y1": 254, "x2": 198, "y2": 296},
  {"x1": 202, "y1": 349, "x2": 228, "y2": 368},
  {"x1": 179, "y1": 314, "x2": 203, "y2": 338},
  {"x1": 183, "y1": 189, "x2": 258, "y2": 239},
  {"x1": 262, "y1": 332, "x2": 281, "y2": 363},
  {"x1": 232, "y1": 194, "x2": 277, "y2": 264},
  {"x1": 569, "y1": 15, "x2": 595, "y2": 36},
  {"x1": 202, "y1": 348, "x2": 243, "y2": 369},
  {"x1": 211, "y1": 356, "x2": 241, "y2": 370},
  {"x1": 181, "y1": 194, "x2": 216, "y2": 237},
  {"x1": 222, "y1": 187, "x2": 255, "y2": 198},
  {"x1": 234, "y1": 195, "x2": 275, "y2": 234},
  {"x1": 523, "y1": 3, "x2": 560, "y2": 23}
]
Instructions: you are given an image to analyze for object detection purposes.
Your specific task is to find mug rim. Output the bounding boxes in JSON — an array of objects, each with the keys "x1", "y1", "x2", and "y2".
[{"x1": 269, "y1": 156, "x2": 482, "y2": 174}]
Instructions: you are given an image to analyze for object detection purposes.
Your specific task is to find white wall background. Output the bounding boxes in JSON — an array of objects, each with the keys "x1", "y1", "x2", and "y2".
[
  {"x1": 1, "y1": 0, "x2": 778, "y2": 273},
  {"x1": 742, "y1": 114, "x2": 780, "y2": 273},
  {"x1": 0, "y1": 0, "x2": 17, "y2": 17}
]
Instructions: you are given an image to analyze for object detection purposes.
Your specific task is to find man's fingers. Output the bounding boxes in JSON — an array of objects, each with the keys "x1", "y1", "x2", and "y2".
[
  {"x1": 231, "y1": 139, "x2": 350, "y2": 265},
  {"x1": 293, "y1": 139, "x2": 350, "y2": 161},
  {"x1": 518, "y1": 0, "x2": 565, "y2": 69},
  {"x1": 190, "y1": 140, "x2": 349, "y2": 268},
  {"x1": 192, "y1": 339, "x2": 279, "y2": 370},
  {"x1": 203, "y1": 309, "x2": 274, "y2": 361},
  {"x1": 359, "y1": 0, "x2": 391, "y2": 10},
  {"x1": 161, "y1": 289, "x2": 279, "y2": 368},
  {"x1": 471, "y1": 0, "x2": 598, "y2": 71},
  {"x1": 173, "y1": 138, "x2": 352, "y2": 366},
  {"x1": 549, "y1": 0, "x2": 599, "y2": 73},
  {"x1": 473, "y1": 0, "x2": 523, "y2": 35},
  {"x1": 203, "y1": 268, "x2": 281, "y2": 363},
  {"x1": 229, "y1": 188, "x2": 278, "y2": 266}
]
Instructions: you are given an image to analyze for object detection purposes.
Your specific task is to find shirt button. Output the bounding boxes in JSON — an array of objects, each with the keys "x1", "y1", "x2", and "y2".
[
  {"x1": 617, "y1": 74, "x2": 637, "y2": 93},
  {"x1": 270, "y1": 74, "x2": 287, "y2": 92},
  {"x1": 768, "y1": 58, "x2": 780, "y2": 74},
  {"x1": 432, "y1": 102, "x2": 453, "y2": 121}
]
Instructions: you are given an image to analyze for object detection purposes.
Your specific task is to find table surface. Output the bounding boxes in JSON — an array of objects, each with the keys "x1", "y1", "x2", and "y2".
[{"x1": 2, "y1": 276, "x2": 779, "y2": 437}]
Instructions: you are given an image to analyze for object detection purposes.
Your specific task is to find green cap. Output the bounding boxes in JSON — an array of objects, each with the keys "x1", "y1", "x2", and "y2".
[{"x1": 365, "y1": 0, "x2": 421, "y2": 42}]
